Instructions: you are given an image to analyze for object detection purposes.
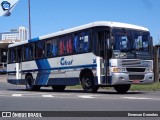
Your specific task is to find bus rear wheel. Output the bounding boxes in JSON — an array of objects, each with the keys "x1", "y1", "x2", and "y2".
[
  {"x1": 25, "y1": 75, "x2": 40, "y2": 91},
  {"x1": 81, "y1": 73, "x2": 99, "y2": 93},
  {"x1": 52, "y1": 85, "x2": 66, "y2": 92},
  {"x1": 114, "y1": 84, "x2": 131, "y2": 94}
]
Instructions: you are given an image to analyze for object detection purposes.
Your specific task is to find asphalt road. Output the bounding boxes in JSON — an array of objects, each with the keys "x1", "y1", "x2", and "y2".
[{"x1": 0, "y1": 74, "x2": 160, "y2": 120}]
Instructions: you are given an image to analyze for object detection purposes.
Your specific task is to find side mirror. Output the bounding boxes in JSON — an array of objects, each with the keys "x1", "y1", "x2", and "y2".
[
  {"x1": 107, "y1": 36, "x2": 114, "y2": 50},
  {"x1": 149, "y1": 36, "x2": 153, "y2": 56},
  {"x1": 150, "y1": 37, "x2": 153, "y2": 44},
  {"x1": 149, "y1": 37, "x2": 153, "y2": 48}
]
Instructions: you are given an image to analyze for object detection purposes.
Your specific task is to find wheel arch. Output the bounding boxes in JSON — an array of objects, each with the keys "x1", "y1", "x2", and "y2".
[
  {"x1": 80, "y1": 68, "x2": 99, "y2": 93},
  {"x1": 79, "y1": 68, "x2": 94, "y2": 82},
  {"x1": 25, "y1": 72, "x2": 40, "y2": 91},
  {"x1": 25, "y1": 73, "x2": 33, "y2": 79},
  {"x1": 25, "y1": 73, "x2": 34, "y2": 84}
]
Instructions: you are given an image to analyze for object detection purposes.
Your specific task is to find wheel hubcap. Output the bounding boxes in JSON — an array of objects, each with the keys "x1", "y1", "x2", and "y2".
[{"x1": 85, "y1": 78, "x2": 92, "y2": 88}]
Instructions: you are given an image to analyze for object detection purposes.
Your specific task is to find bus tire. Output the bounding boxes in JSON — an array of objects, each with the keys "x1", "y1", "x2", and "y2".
[
  {"x1": 52, "y1": 85, "x2": 66, "y2": 92},
  {"x1": 25, "y1": 75, "x2": 40, "y2": 91},
  {"x1": 81, "y1": 73, "x2": 99, "y2": 93},
  {"x1": 114, "y1": 84, "x2": 131, "y2": 94}
]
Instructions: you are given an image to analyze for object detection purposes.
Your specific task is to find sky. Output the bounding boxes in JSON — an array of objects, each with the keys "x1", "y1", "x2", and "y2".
[{"x1": 0, "y1": 0, "x2": 160, "y2": 44}]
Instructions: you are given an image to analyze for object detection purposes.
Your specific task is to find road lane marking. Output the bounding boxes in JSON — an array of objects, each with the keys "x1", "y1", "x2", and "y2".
[
  {"x1": 78, "y1": 95, "x2": 94, "y2": 98},
  {"x1": 123, "y1": 97, "x2": 153, "y2": 100},
  {"x1": 12, "y1": 94, "x2": 22, "y2": 97},
  {"x1": 42, "y1": 95, "x2": 54, "y2": 98}
]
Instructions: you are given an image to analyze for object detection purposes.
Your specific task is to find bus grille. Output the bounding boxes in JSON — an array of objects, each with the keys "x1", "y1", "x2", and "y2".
[
  {"x1": 122, "y1": 60, "x2": 149, "y2": 67},
  {"x1": 129, "y1": 75, "x2": 144, "y2": 80},
  {"x1": 126, "y1": 68, "x2": 145, "y2": 72}
]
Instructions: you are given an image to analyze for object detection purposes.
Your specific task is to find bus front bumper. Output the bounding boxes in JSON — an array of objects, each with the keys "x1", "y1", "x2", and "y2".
[{"x1": 111, "y1": 72, "x2": 154, "y2": 85}]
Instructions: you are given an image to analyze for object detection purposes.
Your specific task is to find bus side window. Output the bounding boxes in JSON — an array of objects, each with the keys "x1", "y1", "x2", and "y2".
[
  {"x1": 46, "y1": 38, "x2": 58, "y2": 57},
  {"x1": 52, "y1": 38, "x2": 58, "y2": 56},
  {"x1": 35, "y1": 41, "x2": 45, "y2": 59},
  {"x1": 28, "y1": 44, "x2": 34, "y2": 60},
  {"x1": 82, "y1": 31, "x2": 89, "y2": 52},
  {"x1": 23, "y1": 45, "x2": 29, "y2": 61},
  {"x1": 8, "y1": 49, "x2": 12, "y2": 63},
  {"x1": 17, "y1": 47, "x2": 22, "y2": 63},
  {"x1": 23, "y1": 46, "x2": 26, "y2": 61},
  {"x1": 11, "y1": 48, "x2": 16, "y2": 63},
  {"x1": 26, "y1": 47, "x2": 29, "y2": 60},
  {"x1": 31, "y1": 44, "x2": 34, "y2": 59},
  {"x1": 46, "y1": 40, "x2": 52, "y2": 57},
  {"x1": 74, "y1": 34, "x2": 79, "y2": 53},
  {"x1": 8, "y1": 49, "x2": 10, "y2": 63},
  {"x1": 74, "y1": 31, "x2": 90, "y2": 53},
  {"x1": 66, "y1": 35, "x2": 73, "y2": 54},
  {"x1": 59, "y1": 37, "x2": 65, "y2": 55}
]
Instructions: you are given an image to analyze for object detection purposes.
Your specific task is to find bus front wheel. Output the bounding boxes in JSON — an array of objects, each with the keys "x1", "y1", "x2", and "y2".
[
  {"x1": 114, "y1": 84, "x2": 131, "y2": 94},
  {"x1": 25, "y1": 75, "x2": 40, "y2": 91},
  {"x1": 81, "y1": 73, "x2": 99, "y2": 93}
]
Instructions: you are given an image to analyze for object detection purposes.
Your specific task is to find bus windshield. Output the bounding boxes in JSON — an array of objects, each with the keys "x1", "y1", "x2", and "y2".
[{"x1": 113, "y1": 29, "x2": 149, "y2": 52}]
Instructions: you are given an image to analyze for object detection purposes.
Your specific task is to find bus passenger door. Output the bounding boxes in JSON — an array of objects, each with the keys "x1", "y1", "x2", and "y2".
[
  {"x1": 16, "y1": 47, "x2": 22, "y2": 83},
  {"x1": 97, "y1": 31, "x2": 110, "y2": 85}
]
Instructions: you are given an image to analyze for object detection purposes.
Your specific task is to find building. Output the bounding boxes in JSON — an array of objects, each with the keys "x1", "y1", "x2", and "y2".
[
  {"x1": 0, "y1": 26, "x2": 26, "y2": 73},
  {"x1": 0, "y1": 26, "x2": 28, "y2": 41},
  {"x1": 19, "y1": 26, "x2": 28, "y2": 41},
  {"x1": 0, "y1": 39, "x2": 20, "y2": 73},
  {"x1": 0, "y1": 29, "x2": 18, "y2": 40}
]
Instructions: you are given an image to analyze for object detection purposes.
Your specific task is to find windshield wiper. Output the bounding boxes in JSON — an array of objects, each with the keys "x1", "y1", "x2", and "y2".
[
  {"x1": 120, "y1": 48, "x2": 137, "y2": 57},
  {"x1": 120, "y1": 47, "x2": 135, "y2": 52}
]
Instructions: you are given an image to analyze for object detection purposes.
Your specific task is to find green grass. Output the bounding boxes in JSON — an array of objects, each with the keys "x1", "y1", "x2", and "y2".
[
  {"x1": 66, "y1": 85, "x2": 82, "y2": 90},
  {"x1": 66, "y1": 83, "x2": 160, "y2": 91},
  {"x1": 130, "y1": 83, "x2": 160, "y2": 91}
]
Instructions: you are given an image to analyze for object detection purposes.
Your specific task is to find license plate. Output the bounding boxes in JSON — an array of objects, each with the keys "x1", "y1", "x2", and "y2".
[{"x1": 133, "y1": 80, "x2": 140, "y2": 83}]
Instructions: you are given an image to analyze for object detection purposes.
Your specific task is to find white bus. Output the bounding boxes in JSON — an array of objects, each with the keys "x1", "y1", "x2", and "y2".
[{"x1": 7, "y1": 21, "x2": 154, "y2": 93}]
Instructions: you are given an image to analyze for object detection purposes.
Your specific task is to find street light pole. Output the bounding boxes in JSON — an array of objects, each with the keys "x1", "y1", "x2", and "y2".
[{"x1": 28, "y1": 0, "x2": 31, "y2": 39}]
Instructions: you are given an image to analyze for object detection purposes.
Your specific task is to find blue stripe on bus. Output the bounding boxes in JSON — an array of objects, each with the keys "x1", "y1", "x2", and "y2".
[
  {"x1": 8, "y1": 64, "x2": 97, "y2": 74},
  {"x1": 28, "y1": 37, "x2": 40, "y2": 43},
  {"x1": 35, "y1": 59, "x2": 51, "y2": 85}
]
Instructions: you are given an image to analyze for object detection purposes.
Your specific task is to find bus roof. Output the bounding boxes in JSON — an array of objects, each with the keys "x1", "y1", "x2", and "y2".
[{"x1": 9, "y1": 21, "x2": 149, "y2": 48}]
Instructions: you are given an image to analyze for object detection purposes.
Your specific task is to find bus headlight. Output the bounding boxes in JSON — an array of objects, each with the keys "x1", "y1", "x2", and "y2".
[{"x1": 113, "y1": 68, "x2": 126, "y2": 72}]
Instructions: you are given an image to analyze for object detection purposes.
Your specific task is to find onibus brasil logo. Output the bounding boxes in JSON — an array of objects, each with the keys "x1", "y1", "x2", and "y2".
[{"x1": 1, "y1": 1, "x2": 11, "y2": 11}]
